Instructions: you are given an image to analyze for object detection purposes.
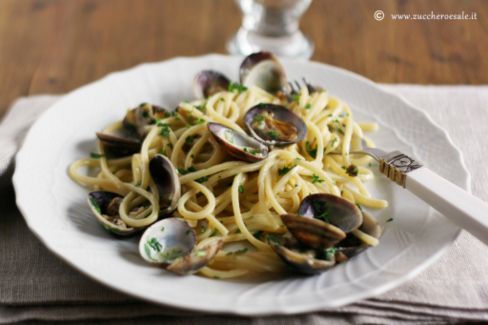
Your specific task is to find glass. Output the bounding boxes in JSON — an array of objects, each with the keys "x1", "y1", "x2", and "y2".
[{"x1": 227, "y1": 0, "x2": 314, "y2": 59}]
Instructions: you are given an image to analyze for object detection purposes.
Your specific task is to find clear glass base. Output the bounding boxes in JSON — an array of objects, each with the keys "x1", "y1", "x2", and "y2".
[{"x1": 227, "y1": 27, "x2": 314, "y2": 60}]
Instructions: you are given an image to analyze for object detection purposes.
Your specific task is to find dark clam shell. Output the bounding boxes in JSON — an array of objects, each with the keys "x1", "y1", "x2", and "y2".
[
  {"x1": 96, "y1": 130, "x2": 141, "y2": 157},
  {"x1": 281, "y1": 214, "x2": 346, "y2": 249},
  {"x1": 193, "y1": 70, "x2": 230, "y2": 99},
  {"x1": 239, "y1": 52, "x2": 287, "y2": 93},
  {"x1": 267, "y1": 234, "x2": 335, "y2": 275},
  {"x1": 244, "y1": 103, "x2": 307, "y2": 147},
  {"x1": 208, "y1": 122, "x2": 269, "y2": 162},
  {"x1": 87, "y1": 191, "x2": 137, "y2": 236},
  {"x1": 149, "y1": 154, "x2": 181, "y2": 216},
  {"x1": 123, "y1": 103, "x2": 168, "y2": 137},
  {"x1": 298, "y1": 194, "x2": 363, "y2": 233}
]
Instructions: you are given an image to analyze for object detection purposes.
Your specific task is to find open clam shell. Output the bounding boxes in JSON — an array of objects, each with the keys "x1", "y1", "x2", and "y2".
[
  {"x1": 267, "y1": 235, "x2": 336, "y2": 275},
  {"x1": 239, "y1": 51, "x2": 287, "y2": 93},
  {"x1": 139, "y1": 218, "x2": 224, "y2": 275},
  {"x1": 298, "y1": 193, "x2": 363, "y2": 233},
  {"x1": 96, "y1": 129, "x2": 141, "y2": 157},
  {"x1": 281, "y1": 214, "x2": 346, "y2": 249},
  {"x1": 149, "y1": 154, "x2": 181, "y2": 216},
  {"x1": 208, "y1": 122, "x2": 269, "y2": 162},
  {"x1": 87, "y1": 191, "x2": 137, "y2": 236},
  {"x1": 123, "y1": 103, "x2": 168, "y2": 138},
  {"x1": 244, "y1": 103, "x2": 307, "y2": 147},
  {"x1": 193, "y1": 70, "x2": 230, "y2": 99},
  {"x1": 139, "y1": 218, "x2": 196, "y2": 265}
]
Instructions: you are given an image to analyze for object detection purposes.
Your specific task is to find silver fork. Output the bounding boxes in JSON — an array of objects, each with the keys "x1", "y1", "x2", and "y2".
[{"x1": 357, "y1": 140, "x2": 488, "y2": 246}]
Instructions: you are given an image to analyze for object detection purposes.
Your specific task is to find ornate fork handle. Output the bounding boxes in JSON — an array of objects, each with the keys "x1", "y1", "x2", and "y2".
[
  {"x1": 379, "y1": 151, "x2": 423, "y2": 187},
  {"x1": 363, "y1": 147, "x2": 488, "y2": 246}
]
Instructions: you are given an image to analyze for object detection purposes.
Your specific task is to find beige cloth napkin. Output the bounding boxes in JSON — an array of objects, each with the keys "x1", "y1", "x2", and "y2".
[{"x1": 1, "y1": 86, "x2": 488, "y2": 324}]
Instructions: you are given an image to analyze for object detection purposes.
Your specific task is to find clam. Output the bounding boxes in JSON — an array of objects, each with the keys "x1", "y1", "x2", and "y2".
[
  {"x1": 123, "y1": 103, "x2": 168, "y2": 138},
  {"x1": 244, "y1": 103, "x2": 307, "y2": 147},
  {"x1": 139, "y1": 218, "x2": 223, "y2": 275},
  {"x1": 208, "y1": 122, "x2": 268, "y2": 162},
  {"x1": 298, "y1": 193, "x2": 363, "y2": 233},
  {"x1": 335, "y1": 211, "x2": 383, "y2": 260},
  {"x1": 87, "y1": 191, "x2": 137, "y2": 236},
  {"x1": 139, "y1": 218, "x2": 196, "y2": 265},
  {"x1": 193, "y1": 70, "x2": 230, "y2": 99},
  {"x1": 239, "y1": 52, "x2": 287, "y2": 93},
  {"x1": 268, "y1": 194, "x2": 368, "y2": 274},
  {"x1": 149, "y1": 154, "x2": 181, "y2": 216},
  {"x1": 267, "y1": 234, "x2": 335, "y2": 275},
  {"x1": 96, "y1": 128, "x2": 141, "y2": 157},
  {"x1": 280, "y1": 214, "x2": 346, "y2": 249}
]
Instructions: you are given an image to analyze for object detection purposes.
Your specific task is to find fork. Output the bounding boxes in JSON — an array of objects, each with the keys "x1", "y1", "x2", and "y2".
[{"x1": 357, "y1": 140, "x2": 488, "y2": 246}]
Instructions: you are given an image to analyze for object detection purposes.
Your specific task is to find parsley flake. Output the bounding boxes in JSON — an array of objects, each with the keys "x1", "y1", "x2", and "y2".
[
  {"x1": 228, "y1": 82, "x2": 248, "y2": 93},
  {"x1": 147, "y1": 238, "x2": 162, "y2": 252},
  {"x1": 305, "y1": 141, "x2": 317, "y2": 158},
  {"x1": 278, "y1": 165, "x2": 295, "y2": 176},
  {"x1": 311, "y1": 174, "x2": 324, "y2": 184},
  {"x1": 90, "y1": 152, "x2": 104, "y2": 159}
]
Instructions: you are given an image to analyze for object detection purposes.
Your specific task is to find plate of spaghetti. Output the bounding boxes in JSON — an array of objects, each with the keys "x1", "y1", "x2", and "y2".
[{"x1": 13, "y1": 53, "x2": 468, "y2": 315}]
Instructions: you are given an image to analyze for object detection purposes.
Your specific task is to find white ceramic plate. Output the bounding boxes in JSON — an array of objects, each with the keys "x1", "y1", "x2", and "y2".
[{"x1": 13, "y1": 54, "x2": 468, "y2": 315}]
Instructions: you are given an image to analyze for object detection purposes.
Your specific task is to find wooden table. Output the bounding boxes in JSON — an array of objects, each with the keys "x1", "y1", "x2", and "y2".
[{"x1": 0, "y1": 0, "x2": 487, "y2": 117}]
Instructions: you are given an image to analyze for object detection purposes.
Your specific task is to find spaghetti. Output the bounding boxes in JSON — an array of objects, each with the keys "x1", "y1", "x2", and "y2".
[{"x1": 69, "y1": 85, "x2": 387, "y2": 279}]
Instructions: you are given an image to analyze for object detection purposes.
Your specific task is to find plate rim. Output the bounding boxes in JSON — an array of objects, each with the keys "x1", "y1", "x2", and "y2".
[{"x1": 13, "y1": 53, "x2": 469, "y2": 315}]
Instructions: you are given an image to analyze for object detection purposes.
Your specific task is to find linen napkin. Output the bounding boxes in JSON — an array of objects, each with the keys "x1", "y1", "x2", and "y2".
[{"x1": 1, "y1": 86, "x2": 488, "y2": 324}]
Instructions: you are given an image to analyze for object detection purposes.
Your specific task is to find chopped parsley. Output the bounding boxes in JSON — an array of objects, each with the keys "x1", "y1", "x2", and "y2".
[
  {"x1": 228, "y1": 82, "x2": 248, "y2": 93},
  {"x1": 355, "y1": 203, "x2": 363, "y2": 212},
  {"x1": 311, "y1": 174, "x2": 323, "y2": 184},
  {"x1": 291, "y1": 94, "x2": 300, "y2": 102},
  {"x1": 159, "y1": 123, "x2": 171, "y2": 138},
  {"x1": 191, "y1": 117, "x2": 205, "y2": 125},
  {"x1": 195, "y1": 250, "x2": 206, "y2": 257},
  {"x1": 312, "y1": 201, "x2": 330, "y2": 223},
  {"x1": 147, "y1": 238, "x2": 162, "y2": 252},
  {"x1": 243, "y1": 147, "x2": 260, "y2": 155},
  {"x1": 160, "y1": 247, "x2": 184, "y2": 261},
  {"x1": 267, "y1": 130, "x2": 279, "y2": 140},
  {"x1": 238, "y1": 185, "x2": 244, "y2": 193},
  {"x1": 305, "y1": 103, "x2": 312, "y2": 109},
  {"x1": 387, "y1": 218, "x2": 394, "y2": 223},
  {"x1": 346, "y1": 164, "x2": 359, "y2": 177},
  {"x1": 177, "y1": 166, "x2": 197, "y2": 175},
  {"x1": 185, "y1": 135, "x2": 196, "y2": 146},
  {"x1": 324, "y1": 247, "x2": 337, "y2": 261},
  {"x1": 305, "y1": 141, "x2": 317, "y2": 158},
  {"x1": 253, "y1": 114, "x2": 265, "y2": 122},
  {"x1": 278, "y1": 165, "x2": 295, "y2": 176},
  {"x1": 90, "y1": 152, "x2": 104, "y2": 159},
  {"x1": 194, "y1": 104, "x2": 206, "y2": 113},
  {"x1": 195, "y1": 175, "x2": 209, "y2": 183}
]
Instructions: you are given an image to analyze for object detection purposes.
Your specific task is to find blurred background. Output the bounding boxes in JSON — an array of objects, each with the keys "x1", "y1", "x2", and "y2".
[{"x1": 0, "y1": 0, "x2": 486, "y2": 115}]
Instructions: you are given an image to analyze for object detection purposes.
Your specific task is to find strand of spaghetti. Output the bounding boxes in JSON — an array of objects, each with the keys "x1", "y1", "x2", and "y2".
[
  {"x1": 177, "y1": 181, "x2": 216, "y2": 220},
  {"x1": 351, "y1": 229, "x2": 379, "y2": 246},
  {"x1": 351, "y1": 190, "x2": 388, "y2": 209},
  {"x1": 232, "y1": 173, "x2": 271, "y2": 251},
  {"x1": 199, "y1": 266, "x2": 248, "y2": 279},
  {"x1": 179, "y1": 161, "x2": 246, "y2": 184}
]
